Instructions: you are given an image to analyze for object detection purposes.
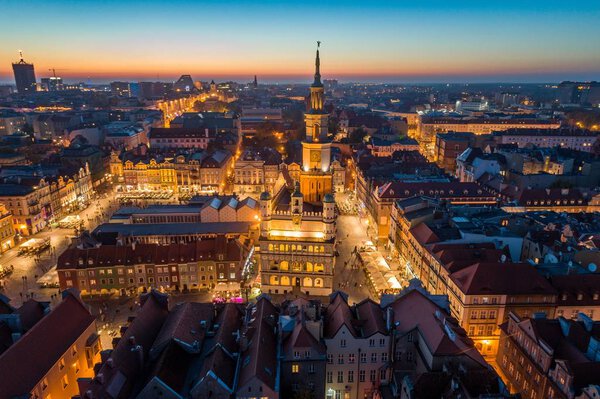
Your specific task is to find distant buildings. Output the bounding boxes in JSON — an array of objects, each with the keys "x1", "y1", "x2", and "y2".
[
  {"x1": 234, "y1": 147, "x2": 282, "y2": 198},
  {"x1": 0, "y1": 109, "x2": 27, "y2": 136},
  {"x1": 148, "y1": 127, "x2": 219, "y2": 150},
  {"x1": 110, "y1": 81, "x2": 134, "y2": 97},
  {"x1": 556, "y1": 81, "x2": 600, "y2": 106},
  {"x1": 240, "y1": 107, "x2": 284, "y2": 138},
  {"x1": 434, "y1": 131, "x2": 475, "y2": 172},
  {"x1": 368, "y1": 136, "x2": 419, "y2": 157},
  {"x1": 493, "y1": 128, "x2": 599, "y2": 153},
  {"x1": 418, "y1": 115, "x2": 560, "y2": 158},
  {"x1": 12, "y1": 53, "x2": 37, "y2": 94},
  {"x1": 110, "y1": 147, "x2": 233, "y2": 194}
]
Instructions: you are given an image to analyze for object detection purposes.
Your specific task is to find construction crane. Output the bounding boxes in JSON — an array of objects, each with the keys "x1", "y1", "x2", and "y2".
[{"x1": 48, "y1": 68, "x2": 68, "y2": 78}]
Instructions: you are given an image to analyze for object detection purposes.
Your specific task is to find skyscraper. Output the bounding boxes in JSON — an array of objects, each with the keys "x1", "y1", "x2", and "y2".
[{"x1": 12, "y1": 52, "x2": 36, "y2": 94}]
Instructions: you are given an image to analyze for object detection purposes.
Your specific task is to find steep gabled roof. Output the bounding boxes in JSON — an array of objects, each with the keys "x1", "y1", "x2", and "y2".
[{"x1": 0, "y1": 291, "x2": 96, "y2": 398}]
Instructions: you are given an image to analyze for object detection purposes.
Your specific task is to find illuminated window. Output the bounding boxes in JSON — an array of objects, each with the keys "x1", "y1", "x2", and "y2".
[{"x1": 292, "y1": 364, "x2": 299, "y2": 373}]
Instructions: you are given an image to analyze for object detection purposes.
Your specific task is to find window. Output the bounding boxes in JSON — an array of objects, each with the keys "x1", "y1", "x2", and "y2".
[
  {"x1": 382, "y1": 353, "x2": 388, "y2": 362},
  {"x1": 407, "y1": 351, "x2": 413, "y2": 361},
  {"x1": 340, "y1": 339, "x2": 346, "y2": 348},
  {"x1": 62, "y1": 375, "x2": 68, "y2": 388},
  {"x1": 327, "y1": 354, "x2": 333, "y2": 364},
  {"x1": 308, "y1": 363, "x2": 315, "y2": 374},
  {"x1": 337, "y1": 371, "x2": 344, "y2": 383},
  {"x1": 380, "y1": 369, "x2": 386, "y2": 380},
  {"x1": 370, "y1": 370, "x2": 376, "y2": 382},
  {"x1": 348, "y1": 353, "x2": 355, "y2": 364},
  {"x1": 292, "y1": 364, "x2": 299, "y2": 373},
  {"x1": 369, "y1": 339, "x2": 375, "y2": 347},
  {"x1": 379, "y1": 338, "x2": 385, "y2": 347},
  {"x1": 371, "y1": 353, "x2": 377, "y2": 363},
  {"x1": 59, "y1": 358, "x2": 65, "y2": 370},
  {"x1": 348, "y1": 370, "x2": 354, "y2": 383},
  {"x1": 359, "y1": 370, "x2": 366, "y2": 382},
  {"x1": 294, "y1": 351, "x2": 300, "y2": 359},
  {"x1": 360, "y1": 352, "x2": 367, "y2": 363},
  {"x1": 338, "y1": 354, "x2": 344, "y2": 364},
  {"x1": 304, "y1": 350, "x2": 310, "y2": 359},
  {"x1": 326, "y1": 371, "x2": 333, "y2": 383}
]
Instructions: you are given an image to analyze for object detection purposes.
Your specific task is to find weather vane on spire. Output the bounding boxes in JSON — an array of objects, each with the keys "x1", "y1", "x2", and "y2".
[{"x1": 317, "y1": 41, "x2": 321, "y2": 48}]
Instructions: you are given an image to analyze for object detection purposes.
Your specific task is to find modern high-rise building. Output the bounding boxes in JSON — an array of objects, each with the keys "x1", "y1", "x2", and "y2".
[
  {"x1": 12, "y1": 52, "x2": 37, "y2": 94},
  {"x1": 40, "y1": 76, "x2": 63, "y2": 91}
]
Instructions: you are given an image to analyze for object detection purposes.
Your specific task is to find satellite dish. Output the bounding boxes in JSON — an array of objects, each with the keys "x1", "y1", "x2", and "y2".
[{"x1": 589, "y1": 263, "x2": 597, "y2": 272}]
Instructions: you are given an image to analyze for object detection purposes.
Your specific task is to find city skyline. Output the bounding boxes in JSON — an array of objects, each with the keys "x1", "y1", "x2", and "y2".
[{"x1": 1, "y1": 0, "x2": 600, "y2": 84}]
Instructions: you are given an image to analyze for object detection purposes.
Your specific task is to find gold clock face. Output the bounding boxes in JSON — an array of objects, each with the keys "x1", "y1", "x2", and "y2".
[{"x1": 310, "y1": 150, "x2": 321, "y2": 162}]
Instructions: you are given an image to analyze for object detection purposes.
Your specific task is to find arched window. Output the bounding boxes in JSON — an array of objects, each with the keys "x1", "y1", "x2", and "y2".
[
  {"x1": 281, "y1": 276, "x2": 291, "y2": 286},
  {"x1": 314, "y1": 278, "x2": 323, "y2": 287},
  {"x1": 270, "y1": 275, "x2": 279, "y2": 285},
  {"x1": 303, "y1": 277, "x2": 313, "y2": 287},
  {"x1": 280, "y1": 261, "x2": 289, "y2": 271},
  {"x1": 305, "y1": 262, "x2": 314, "y2": 272},
  {"x1": 315, "y1": 263, "x2": 324, "y2": 272}
]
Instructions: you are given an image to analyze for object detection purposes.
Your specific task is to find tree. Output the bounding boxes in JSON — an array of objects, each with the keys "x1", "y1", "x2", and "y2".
[{"x1": 348, "y1": 127, "x2": 368, "y2": 144}]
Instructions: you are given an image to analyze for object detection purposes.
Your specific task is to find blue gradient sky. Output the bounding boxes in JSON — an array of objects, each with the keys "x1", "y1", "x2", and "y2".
[{"x1": 1, "y1": 0, "x2": 599, "y2": 83}]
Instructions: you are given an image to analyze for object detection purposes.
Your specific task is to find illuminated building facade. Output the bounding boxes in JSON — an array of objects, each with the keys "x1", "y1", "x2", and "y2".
[
  {"x1": 258, "y1": 44, "x2": 338, "y2": 296},
  {"x1": 258, "y1": 184, "x2": 336, "y2": 296}
]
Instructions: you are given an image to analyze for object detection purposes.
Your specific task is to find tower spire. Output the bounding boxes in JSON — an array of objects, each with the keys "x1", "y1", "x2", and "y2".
[{"x1": 313, "y1": 41, "x2": 322, "y2": 87}]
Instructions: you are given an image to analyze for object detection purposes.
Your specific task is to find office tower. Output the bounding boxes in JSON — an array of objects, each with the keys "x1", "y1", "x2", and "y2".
[{"x1": 12, "y1": 51, "x2": 37, "y2": 94}]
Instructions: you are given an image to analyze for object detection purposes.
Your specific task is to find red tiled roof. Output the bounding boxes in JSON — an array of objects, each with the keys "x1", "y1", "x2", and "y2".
[
  {"x1": 551, "y1": 274, "x2": 600, "y2": 306},
  {"x1": 410, "y1": 223, "x2": 440, "y2": 245},
  {"x1": 237, "y1": 297, "x2": 279, "y2": 391},
  {"x1": 377, "y1": 181, "x2": 494, "y2": 200},
  {"x1": 149, "y1": 127, "x2": 215, "y2": 139},
  {"x1": 87, "y1": 290, "x2": 169, "y2": 398},
  {"x1": 388, "y1": 289, "x2": 487, "y2": 366},
  {"x1": 324, "y1": 292, "x2": 357, "y2": 338},
  {"x1": 284, "y1": 322, "x2": 326, "y2": 354},
  {"x1": 151, "y1": 302, "x2": 214, "y2": 354},
  {"x1": 57, "y1": 239, "x2": 242, "y2": 270},
  {"x1": 0, "y1": 291, "x2": 96, "y2": 398},
  {"x1": 14, "y1": 299, "x2": 48, "y2": 331},
  {"x1": 355, "y1": 299, "x2": 386, "y2": 337},
  {"x1": 450, "y1": 262, "x2": 556, "y2": 296}
]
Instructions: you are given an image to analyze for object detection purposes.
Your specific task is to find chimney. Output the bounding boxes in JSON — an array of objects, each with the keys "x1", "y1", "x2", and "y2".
[
  {"x1": 577, "y1": 312, "x2": 594, "y2": 332},
  {"x1": 239, "y1": 334, "x2": 249, "y2": 352},
  {"x1": 131, "y1": 344, "x2": 144, "y2": 372},
  {"x1": 386, "y1": 307, "x2": 394, "y2": 332},
  {"x1": 532, "y1": 312, "x2": 546, "y2": 320}
]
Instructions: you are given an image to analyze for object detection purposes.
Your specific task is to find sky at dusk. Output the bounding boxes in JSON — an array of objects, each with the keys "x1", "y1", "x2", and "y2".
[{"x1": 1, "y1": 0, "x2": 599, "y2": 84}]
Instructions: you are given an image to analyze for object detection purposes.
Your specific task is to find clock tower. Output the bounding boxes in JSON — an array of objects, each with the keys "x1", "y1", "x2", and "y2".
[{"x1": 300, "y1": 41, "x2": 333, "y2": 202}]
